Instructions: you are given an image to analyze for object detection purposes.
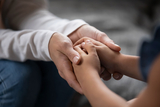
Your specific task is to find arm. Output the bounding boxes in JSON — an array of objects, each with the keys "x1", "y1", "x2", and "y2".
[
  {"x1": 74, "y1": 37, "x2": 142, "y2": 80},
  {"x1": 2, "y1": 0, "x2": 120, "y2": 50},
  {"x1": 115, "y1": 54, "x2": 142, "y2": 80},
  {"x1": 73, "y1": 40, "x2": 160, "y2": 107},
  {"x1": 2, "y1": 0, "x2": 121, "y2": 93},
  {"x1": 0, "y1": 29, "x2": 54, "y2": 61},
  {"x1": 2, "y1": 0, "x2": 86, "y2": 36},
  {"x1": 73, "y1": 40, "x2": 127, "y2": 107}
]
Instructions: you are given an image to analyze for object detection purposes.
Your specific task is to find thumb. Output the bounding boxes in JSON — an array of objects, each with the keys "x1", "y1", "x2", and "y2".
[
  {"x1": 113, "y1": 72, "x2": 123, "y2": 80},
  {"x1": 68, "y1": 48, "x2": 81, "y2": 64},
  {"x1": 83, "y1": 40, "x2": 97, "y2": 54},
  {"x1": 97, "y1": 32, "x2": 121, "y2": 52},
  {"x1": 60, "y1": 43, "x2": 81, "y2": 65}
]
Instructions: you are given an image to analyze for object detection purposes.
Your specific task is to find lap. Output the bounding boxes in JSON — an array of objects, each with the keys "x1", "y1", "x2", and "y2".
[
  {"x1": 35, "y1": 61, "x2": 74, "y2": 107},
  {"x1": 0, "y1": 59, "x2": 41, "y2": 107},
  {"x1": 0, "y1": 60, "x2": 74, "y2": 107}
]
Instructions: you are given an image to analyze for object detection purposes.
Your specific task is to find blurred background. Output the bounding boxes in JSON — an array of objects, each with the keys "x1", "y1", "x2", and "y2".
[{"x1": 48, "y1": 0, "x2": 160, "y2": 107}]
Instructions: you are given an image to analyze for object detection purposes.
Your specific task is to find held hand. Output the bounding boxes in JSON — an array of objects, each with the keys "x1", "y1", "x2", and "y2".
[
  {"x1": 69, "y1": 25, "x2": 121, "y2": 51},
  {"x1": 74, "y1": 37, "x2": 123, "y2": 80},
  {"x1": 69, "y1": 25, "x2": 122, "y2": 80},
  {"x1": 49, "y1": 32, "x2": 83, "y2": 94},
  {"x1": 73, "y1": 40, "x2": 101, "y2": 80}
]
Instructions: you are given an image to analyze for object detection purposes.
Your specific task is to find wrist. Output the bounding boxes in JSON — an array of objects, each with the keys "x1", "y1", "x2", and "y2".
[
  {"x1": 113, "y1": 53, "x2": 124, "y2": 72},
  {"x1": 48, "y1": 33, "x2": 56, "y2": 60},
  {"x1": 76, "y1": 68, "x2": 100, "y2": 87},
  {"x1": 75, "y1": 67, "x2": 99, "y2": 81}
]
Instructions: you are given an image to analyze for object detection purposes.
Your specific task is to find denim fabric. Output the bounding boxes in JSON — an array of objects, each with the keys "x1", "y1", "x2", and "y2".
[
  {"x1": 0, "y1": 60, "x2": 74, "y2": 107},
  {"x1": 139, "y1": 26, "x2": 160, "y2": 81}
]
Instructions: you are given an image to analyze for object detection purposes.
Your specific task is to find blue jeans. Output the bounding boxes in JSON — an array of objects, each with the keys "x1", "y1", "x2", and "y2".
[{"x1": 0, "y1": 60, "x2": 74, "y2": 107}]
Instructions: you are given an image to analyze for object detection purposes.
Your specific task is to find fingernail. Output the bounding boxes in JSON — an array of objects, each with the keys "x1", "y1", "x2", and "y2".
[
  {"x1": 86, "y1": 40, "x2": 91, "y2": 43},
  {"x1": 114, "y1": 44, "x2": 119, "y2": 47},
  {"x1": 73, "y1": 56, "x2": 79, "y2": 64},
  {"x1": 82, "y1": 42, "x2": 85, "y2": 47},
  {"x1": 115, "y1": 75, "x2": 120, "y2": 79},
  {"x1": 101, "y1": 67, "x2": 105, "y2": 72},
  {"x1": 111, "y1": 42, "x2": 119, "y2": 47},
  {"x1": 110, "y1": 41, "x2": 114, "y2": 44},
  {"x1": 100, "y1": 68, "x2": 105, "y2": 75}
]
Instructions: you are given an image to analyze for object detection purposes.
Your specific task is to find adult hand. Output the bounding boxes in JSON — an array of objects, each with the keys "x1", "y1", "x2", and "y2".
[
  {"x1": 49, "y1": 25, "x2": 123, "y2": 94},
  {"x1": 69, "y1": 25, "x2": 123, "y2": 80},
  {"x1": 69, "y1": 25, "x2": 121, "y2": 51},
  {"x1": 49, "y1": 32, "x2": 83, "y2": 94},
  {"x1": 74, "y1": 37, "x2": 123, "y2": 81}
]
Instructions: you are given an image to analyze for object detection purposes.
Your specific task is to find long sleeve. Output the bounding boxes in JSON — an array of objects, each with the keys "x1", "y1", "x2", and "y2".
[
  {"x1": 2, "y1": 0, "x2": 87, "y2": 36},
  {"x1": 0, "y1": 0, "x2": 86, "y2": 61},
  {"x1": 0, "y1": 29, "x2": 54, "y2": 61}
]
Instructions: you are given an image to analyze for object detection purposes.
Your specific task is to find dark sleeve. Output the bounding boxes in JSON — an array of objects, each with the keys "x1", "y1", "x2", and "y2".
[{"x1": 139, "y1": 25, "x2": 160, "y2": 81}]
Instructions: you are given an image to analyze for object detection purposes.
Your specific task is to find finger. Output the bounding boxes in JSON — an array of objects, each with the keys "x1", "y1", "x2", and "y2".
[
  {"x1": 113, "y1": 72, "x2": 123, "y2": 80},
  {"x1": 99, "y1": 66, "x2": 105, "y2": 75},
  {"x1": 96, "y1": 32, "x2": 121, "y2": 51},
  {"x1": 59, "y1": 40, "x2": 81, "y2": 65},
  {"x1": 73, "y1": 37, "x2": 85, "y2": 46},
  {"x1": 74, "y1": 45, "x2": 86, "y2": 55},
  {"x1": 82, "y1": 48, "x2": 87, "y2": 54},
  {"x1": 74, "y1": 37, "x2": 103, "y2": 47},
  {"x1": 100, "y1": 70, "x2": 111, "y2": 81},
  {"x1": 65, "y1": 73, "x2": 83, "y2": 94},
  {"x1": 57, "y1": 53, "x2": 83, "y2": 94},
  {"x1": 83, "y1": 40, "x2": 97, "y2": 54}
]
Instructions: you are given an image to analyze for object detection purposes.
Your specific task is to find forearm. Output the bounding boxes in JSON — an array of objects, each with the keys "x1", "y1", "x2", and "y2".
[
  {"x1": 16, "y1": 9, "x2": 86, "y2": 36},
  {"x1": 76, "y1": 69, "x2": 128, "y2": 107},
  {"x1": 75, "y1": 56, "x2": 160, "y2": 107},
  {"x1": 3, "y1": 0, "x2": 86, "y2": 36},
  {"x1": 116, "y1": 54, "x2": 143, "y2": 80},
  {"x1": 0, "y1": 29, "x2": 54, "y2": 61}
]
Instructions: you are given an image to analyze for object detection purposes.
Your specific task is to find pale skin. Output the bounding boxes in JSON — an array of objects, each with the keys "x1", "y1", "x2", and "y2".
[
  {"x1": 0, "y1": 0, "x2": 122, "y2": 93},
  {"x1": 73, "y1": 37, "x2": 160, "y2": 107},
  {"x1": 48, "y1": 25, "x2": 123, "y2": 93}
]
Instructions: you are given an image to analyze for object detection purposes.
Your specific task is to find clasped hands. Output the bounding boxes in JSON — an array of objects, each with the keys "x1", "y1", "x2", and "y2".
[{"x1": 49, "y1": 25, "x2": 123, "y2": 94}]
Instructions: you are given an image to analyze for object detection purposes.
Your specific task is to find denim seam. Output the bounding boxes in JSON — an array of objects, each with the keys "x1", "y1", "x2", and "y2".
[{"x1": 0, "y1": 75, "x2": 7, "y2": 107}]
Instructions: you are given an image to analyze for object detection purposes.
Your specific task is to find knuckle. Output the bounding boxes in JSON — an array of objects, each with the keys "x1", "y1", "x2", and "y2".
[
  {"x1": 99, "y1": 32, "x2": 108, "y2": 38},
  {"x1": 89, "y1": 44, "x2": 95, "y2": 48},
  {"x1": 60, "y1": 40, "x2": 71, "y2": 49},
  {"x1": 68, "y1": 81, "x2": 73, "y2": 88},
  {"x1": 53, "y1": 32, "x2": 61, "y2": 36},
  {"x1": 66, "y1": 77, "x2": 77, "y2": 88},
  {"x1": 97, "y1": 32, "x2": 103, "y2": 41},
  {"x1": 58, "y1": 70, "x2": 65, "y2": 79},
  {"x1": 89, "y1": 44, "x2": 96, "y2": 51},
  {"x1": 101, "y1": 32, "x2": 107, "y2": 37},
  {"x1": 97, "y1": 32, "x2": 108, "y2": 41},
  {"x1": 89, "y1": 44, "x2": 96, "y2": 50},
  {"x1": 91, "y1": 50, "x2": 98, "y2": 56},
  {"x1": 74, "y1": 45, "x2": 79, "y2": 49}
]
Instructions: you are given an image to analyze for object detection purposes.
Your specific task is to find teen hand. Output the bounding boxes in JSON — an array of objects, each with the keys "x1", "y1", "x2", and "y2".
[
  {"x1": 70, "y1": 25, "x2": 122, "y2": 80},
  {"x1": 74, "y1": 37, "x2": 123, "y2": 80},
  {"x1": 69, "y1": 25, "x2": 121, "y2": 52},
  {"x1": 49, "y1": 25, "x2": 122, "y2": 94},
  {"x1": 73, "y1": 40, "x2": 101, "y2": 82}
]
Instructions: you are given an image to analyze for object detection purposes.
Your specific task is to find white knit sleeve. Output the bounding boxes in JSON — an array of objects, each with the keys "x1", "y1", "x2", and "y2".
[
  {"x1": 2, "y1": 0, "x2": 87, "y2": 36},
  {"x1": 0, "y1": 29, "x2": 54, "y2": 61}
]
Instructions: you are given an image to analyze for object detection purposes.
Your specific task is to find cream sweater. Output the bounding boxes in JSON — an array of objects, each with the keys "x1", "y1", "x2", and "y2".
[{"x1": 0, "y1": 0, "x2": 86, "y2": 61}]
